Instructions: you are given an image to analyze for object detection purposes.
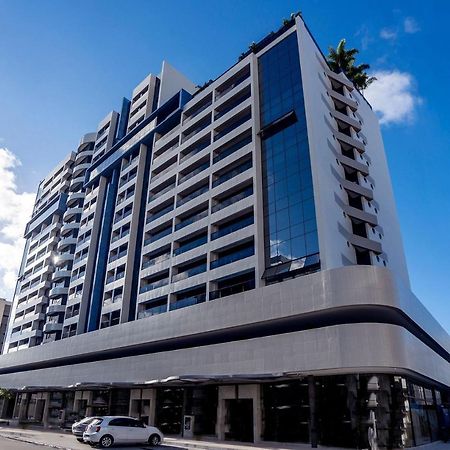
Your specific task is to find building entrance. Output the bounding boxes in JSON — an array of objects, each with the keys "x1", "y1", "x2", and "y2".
[{"x1": 225, "y1": 399, "x2": 254, "y2": 442}]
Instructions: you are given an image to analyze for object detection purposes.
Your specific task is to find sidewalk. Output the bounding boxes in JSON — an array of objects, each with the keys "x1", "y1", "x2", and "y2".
[{"x1": 0, "y1": 425, "x2": 448, "y2": 450}]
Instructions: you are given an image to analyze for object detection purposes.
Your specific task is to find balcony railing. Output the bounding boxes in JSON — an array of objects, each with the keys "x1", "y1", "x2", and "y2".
[
  {"x1": 182, "y1": 117, "x2": 212, "y2": 143},
  {"x1": 178, "y1": 162, "x2": 209, "y2": 185},
  {"x1": 177, "y1": 185, "x2": 209, "y2": 207},
  {"x1": 146, "y1": 204, "x2": 174, "y2": 224},
  {"x1": 180, "y1": 140, "x2": 210, "y2": 164},
  {"x1": 216, "y1": 72, "x2": 250, "y2": 99},
  {"x1": 175, "y1": 210, "x2": 208, "y2": 231},
  {"x1": 144, "y1": 227, "x2": 172, "y2": 246},
  {"x1": 213, "y1": 135, "x2": 252, "y2": 164},
  {"x1": 106, "y1": 271, "x2": 125, "y2": 285},
  {"x1": 113, "y1": 208, "x2": 132, "y2": 224},
  {"x1": 210, "y1": 246, "x2": 254, "y2": 269},
  {"x1": 173, "y1": 235, "x2": 207, "y2": 256},
  {"x1": 211, "y1": 186, "x2": 253, "y2": 213},
  {"x1": 212, "y1": 160, "x2": 252, "y2": 188},
  {"x1": 215, "y1": 90, "x2": 251, "y2": 120},
  {"x1": 141, "y1": 253, "x2": 170, "y2": 270},
  {"x1": 183, "y1": 101, "x2": 212, "y2": 125},
  {"x1": 209, "y1": 278, "x2": 255, "y2": 300},
  {"x1": 137, "y1": 304, "x2": 167, "y2": 319},
  {"x1": 214, "y1": 112, "x2": 251, "y2": 142},
  {"x1": 169, "y1": 293, "x2": 206, "y2": 311},
  {"x1": 139, "y1": 278, "x2": 169, "y2": 294},
  {"x1": 172, "y1": 264, "x2": 207, "y2": 282},
  {"x1": 118, "y1": 173, "x2": 137, "y2": 188},
  {"x1": 148, "y1": 183, "x2": 175, "y2": 203},
  {"x1": 211, "y1": 215, "x2": 254, "y2": 240},
  {"x1": 108, "y1": 249, "x2": 127, "y2": 263},
  {"x1": 111, "y1": 229, "x2": 130, "y2": 243}
]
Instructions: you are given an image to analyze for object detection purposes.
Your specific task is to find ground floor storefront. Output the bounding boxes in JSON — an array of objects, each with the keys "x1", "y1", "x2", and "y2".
[{"x1": 1, "y1": 373, "x2": 449, "y2": 448}]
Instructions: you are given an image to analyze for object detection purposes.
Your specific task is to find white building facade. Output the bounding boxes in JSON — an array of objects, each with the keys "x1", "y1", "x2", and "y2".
[{"x1": 0, "y1": 15, "x2": 449, "y2": 447}]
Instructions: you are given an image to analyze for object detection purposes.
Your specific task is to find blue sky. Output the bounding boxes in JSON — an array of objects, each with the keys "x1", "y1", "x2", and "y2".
[{"x1": 0, "y1": 0, "x2": 449, "y2": 331}]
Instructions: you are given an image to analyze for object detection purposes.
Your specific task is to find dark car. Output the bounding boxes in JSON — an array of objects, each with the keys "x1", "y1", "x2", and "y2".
[{"x1": 72, "y1": 417, "x2": 102, "y2": 442}]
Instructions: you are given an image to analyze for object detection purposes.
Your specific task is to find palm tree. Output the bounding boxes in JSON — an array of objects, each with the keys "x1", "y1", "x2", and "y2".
[{"x1": 327, "y1": 39, "x2": 376, "y2": 91}]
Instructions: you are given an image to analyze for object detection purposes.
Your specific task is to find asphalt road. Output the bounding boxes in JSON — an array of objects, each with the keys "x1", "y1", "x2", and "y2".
[{"x1": 0, "y1": 435, "x2": 47, "y2": 449}]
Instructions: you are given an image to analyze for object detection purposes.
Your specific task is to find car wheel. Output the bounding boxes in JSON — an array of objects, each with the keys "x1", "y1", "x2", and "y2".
[
  {"x1": 77, "y1": 438, "x2": 84, "y2": 442},
  {"x1": 148, "y1": 434, "x2": 161, "y2": 446},
  {"x1": 99, "y1": 434, "x2": 114, "y2": 448}
]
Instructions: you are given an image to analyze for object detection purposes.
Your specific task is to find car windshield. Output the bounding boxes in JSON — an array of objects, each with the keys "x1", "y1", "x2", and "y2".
[
  {"x1": 78, "y1": 417, "x2": 95, "y2": 425},
  {"x1": 89, "y1": 418, "x2": 103, "y2": 426}
]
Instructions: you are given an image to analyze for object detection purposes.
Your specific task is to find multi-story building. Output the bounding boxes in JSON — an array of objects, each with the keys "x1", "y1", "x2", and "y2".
[
  {"x1": 0, "y1": 298, "x2": 11, "y2": 352},
  {"x1": 0, "y1": 14, "x2": 449, "y2": 447}
]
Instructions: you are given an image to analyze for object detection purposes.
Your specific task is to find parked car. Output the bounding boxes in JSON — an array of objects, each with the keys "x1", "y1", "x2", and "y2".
[
  {"x1": 72, "y1": 417, "x2": 102, "y2": 442},
  {"x1": 83, "y1": 416, "x2": 163, "y2": 448}
]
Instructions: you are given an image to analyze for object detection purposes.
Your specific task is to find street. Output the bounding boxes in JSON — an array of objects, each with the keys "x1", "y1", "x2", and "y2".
[{"x1": 0, "y1": 435, "x2": 43, "y2": 450}]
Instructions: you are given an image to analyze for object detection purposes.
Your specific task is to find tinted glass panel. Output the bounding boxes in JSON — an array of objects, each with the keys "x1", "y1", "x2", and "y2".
[{"x1": 258, "y1": 32, "x2": 319, "y2": 273}]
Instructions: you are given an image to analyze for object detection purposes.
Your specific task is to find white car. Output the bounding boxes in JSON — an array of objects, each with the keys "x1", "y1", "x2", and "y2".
[
  {"x1": 72, "y1": 416, "x2": 102, "y2": 442},
  {"x1": 83, "y1": 416, "x2": 163, "y2": 448}
]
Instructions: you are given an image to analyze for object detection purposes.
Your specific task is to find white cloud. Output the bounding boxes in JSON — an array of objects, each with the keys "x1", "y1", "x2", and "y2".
[
  {"x1": 364, "y1": 71, "x2": 421, "y2": 125},
  {"x1": 0, "y1": 148, "x2": 35, "y2": 299},
  {"x1": 380, "y1": 28, "x2": 397, "y2": 41},
  {"x1": 404, "y1": 17, "x2": 420, "y2": 34}
]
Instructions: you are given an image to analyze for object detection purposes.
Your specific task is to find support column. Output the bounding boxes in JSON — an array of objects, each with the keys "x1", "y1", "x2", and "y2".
[{"x1": 308, "y1": 376, "x2": 318, "y2": 448}]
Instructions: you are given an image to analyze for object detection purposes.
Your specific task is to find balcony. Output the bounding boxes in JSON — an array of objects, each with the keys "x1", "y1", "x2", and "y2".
[
  {"x1": 43, "y1": 322, "x2": 63, "y2": 333},
  {"x1": 173, "y1": 235, "x2": 207, "y2": 256},
  {"x1": 178, "y1": 161, "x2": 209, "y2": 185},
  {"x1": 111, "y1": 229, "x2": 130, "y2": 243},
  {"x1": 146, "y1": 203, "x2": 174, "y2": 224},
  {"x1": 177, "y1": 185, "x2": 209, "y2": 207},
  {"x1": 144, "y1": 226, "x2": 172, "y2": 246},
  {"x1": 209, "y1": 278, "x2": 255, "y2": 300},
  {"x1": 60, "y1": 222, "x2": 79, "y2": 235},
  {"x1": 141, "y1": 253, "x2": 171, "y2": 270},
  {"x1": 172, "y1": 263, "x2": 207, "y2": 283},
  {"x1": 67, "y1": 192, "x2": 85, "y2": 206},
  {"x1": 151, "y1": 162, "x2": 176, "y2": 183},
  {"x1": 210, "y1": 245, "x2": 254, "y2": 269},
  {"x1": 108, "y1": 249, "x2": 128, "y2": 263},
  {"x1": 183, "y1": 98, "x2": 212, "y2": 125},
  {"x1": 106, "y1": 271, "x2": 125, "y2": 285},
  {"x1": 215, "y1": 87, "x2": 251, "y2": 120},
  {"x1": 212, "y1": 159, "x2": 252, "y2": 188},
  {"x1": 214, "y1": 111, "x2": 251, "y2": 142},
  {"x1": 211, "y1": 215, "x2": 254, "y2": 240},
  {"x1": 180, "y1": 139, "x2": 210, "y2": 164},
  {"x1": 169, "y1": 293, "x2": 206, "y2": 311},
  {"x1": 212, "y1": 186, "x2": 253, "y2": 213},
  {"x1": 175, "y1": 210, "x2": 208, "y2": 231},
  {"x1": 137, "y1": 303, "x2": 167, "y2": 319},
  {"x1": 49, "y1": 286, "x2": 68, "y2": 298},
  {"x1": 216, "y1": 68, "x2": 250, "y2": 100},
  {"x1": 114, "y1": 208, "x2": 132, "y2": 224},
  {"x1": 139, "y1": 278, "x2": 169, "y2": 294},
  {"x1": 148, "y1": 182, "x2": 176, "y2": 204},
  {"x1": 182, "y1": 115, "x2": 212, "y2": 143},
  {"x1": 47, "y1": 303, "x2": 66, "y2": 315},
  {"x1": 213, "y1": 134, "x2": 252, "y2": 164},
  {"x1": 52, "y1": 269, "x2": 72, "y2": 281}
]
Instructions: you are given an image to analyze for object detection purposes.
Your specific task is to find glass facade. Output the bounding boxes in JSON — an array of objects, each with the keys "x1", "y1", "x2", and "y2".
[{"x1": 258, "y1": 32, "x2": 319, "y2": 277}]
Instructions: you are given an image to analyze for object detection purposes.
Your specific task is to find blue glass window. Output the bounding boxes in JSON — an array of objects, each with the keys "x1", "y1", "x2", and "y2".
[{"x1": 258, "y1": 32, "x2": 319, "y2": 275}]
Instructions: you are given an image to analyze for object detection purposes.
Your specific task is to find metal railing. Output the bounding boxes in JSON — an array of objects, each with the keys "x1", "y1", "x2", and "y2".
[
  {"x1": 211, "y1": 215, "x2": 254, "y2": 240},
  {"x1": 173, "y1": 235, "x2": 207, "y2": 256},
  {"x1": 212, "y1": 160, "x2": 252, "y2": 188},
  {"x1": 210, "y1": 246, "x2": 254, "y2": 269},
  {"x1": 169, "y1": 294, "x2": 206, "y2": 311}
]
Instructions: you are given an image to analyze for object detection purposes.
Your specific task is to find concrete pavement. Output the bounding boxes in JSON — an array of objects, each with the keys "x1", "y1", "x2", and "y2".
[{"x1": 0, "y1": 426, "x2": 449, "y2": 450}]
